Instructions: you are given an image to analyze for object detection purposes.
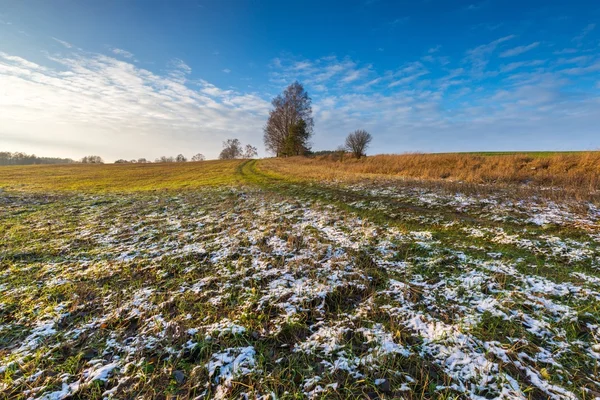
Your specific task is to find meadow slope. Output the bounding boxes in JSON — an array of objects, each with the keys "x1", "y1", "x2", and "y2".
[{"x1": 1, "y1": 159, "x2": 599, "y2": 399}]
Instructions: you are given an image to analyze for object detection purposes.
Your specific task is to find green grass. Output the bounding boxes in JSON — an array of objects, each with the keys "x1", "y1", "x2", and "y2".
[{"x1": 0, "y1": 159, "x2": 244, "y2": 193}]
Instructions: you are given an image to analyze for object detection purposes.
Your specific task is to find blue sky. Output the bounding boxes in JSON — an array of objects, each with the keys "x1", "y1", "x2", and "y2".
[{"x1": 1, "y1": 0, "x2": 599, "y2": 161}]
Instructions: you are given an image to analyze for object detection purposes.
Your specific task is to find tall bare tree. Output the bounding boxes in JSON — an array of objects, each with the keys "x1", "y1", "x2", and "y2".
[
  {"x1": 345, "y1": 130, "x2": 372, "y2": 159},
  {"x1": 176, "y1": 154, "x2": 187, "y2": 162},
  {"x1": 191, "y1": 153, "x2": 205, "y2": 162},
  {"x1": 264, "y1": 81, "x2": 313, "y2": 157}
]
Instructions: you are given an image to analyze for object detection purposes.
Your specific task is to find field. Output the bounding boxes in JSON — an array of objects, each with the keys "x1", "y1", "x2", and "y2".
[{"x1": 1, "y1": 157, "x2": 600, "y2": 399}]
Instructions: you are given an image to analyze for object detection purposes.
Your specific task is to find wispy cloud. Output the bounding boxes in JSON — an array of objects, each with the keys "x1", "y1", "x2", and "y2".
[
  {"x1": 499, "y1": 59, "x2": 545, "y2": 73},
  {"x1": 573, "y1": 23, "x2": 596, "y2": 43},
  {"x1": 111, "y1": 48, "x2": 134, "y2": 59},
  {"x1": 389, "y1": 62, "x2": 429, "y2": 87},
  {"x1": 499, "y1": 42, "x2": 540, "y2": 58},
  {"x1": 559, "y1": 61, "x2": 600, "y2": 75},
  {"x1": 553, "y1": 48, "x2": 578, "y2": 55},
  {"x1": 52, "y1": 37, "x2": 72, "y2": 48},
  {"x1": 0, "y1": 49, "x2": 269, "y2": 160},
  {"x1": 222, "y1": 68, "x2": 231, "y2": 73},
  {"x1": 465, "y1": 35, "x2": 515, "y2": 76}
]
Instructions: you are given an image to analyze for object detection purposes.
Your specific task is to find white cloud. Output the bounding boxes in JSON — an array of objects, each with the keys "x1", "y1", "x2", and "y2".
[
  {"x1": 223, "y1": 68, "x2": 231, "y2": 73},
  {"x1": 388, "y1": 61, "x2": 429, "y2": 87},
  {"x1": 499, "y1": 42, "x2": 540, "y2": 58},
  {"x1": 499, "y1": 60, "x2": 545, "y2": 73},
  {"x1": 170, "y1": 58, "x2": 191, "y2": 73},
  {"x1": 269, "y1": 56, "x2": 365, "y2": 88},
  {"x1": 0, "y1": 50, "x2": 269, "y2": 161},
  {"x1": 111, "y1": 48, "x2": 134, "y2": 59},
  {"x1": 341, "y1": 67, "x2": 371, "y2": 83},
  {"x1": 465, "y1": 35, "x2": 516, "y2": 76},
  {"x1": 553, "y1": 48, "x2": 578, "y2": 55},
  {"x1": 52, "y1": 37, "x2": 72, "y2": 48},
  {"x1": 292, "y1": 61, "x2": 312, "y2": 70},
  {"x1": 556, "y1": 56, "x2": 591, "y2": 65},
  {"x1": 559, "y1": 61, "x2": 600, "y2": 75}
]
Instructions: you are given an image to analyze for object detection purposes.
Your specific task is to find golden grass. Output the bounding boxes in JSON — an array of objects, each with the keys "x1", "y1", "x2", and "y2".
[
  {"x1": 260, "y1": 152, "x2": 600, "y2": 199},
  {"x1": 0, "y1": 160, "x2": 244, "y2": 193}
]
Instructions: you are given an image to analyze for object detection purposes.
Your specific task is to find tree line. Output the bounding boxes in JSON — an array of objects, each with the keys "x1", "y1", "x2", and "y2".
[
  {"x1": 264, "y1": 81, "x2": 372, "y2": 159},
  {"x1": 115, "y1": 154, "x2": 206, "y2": 163},
  {"x1": 0, "y1": 151, "x2": 76, "y2": 166}
]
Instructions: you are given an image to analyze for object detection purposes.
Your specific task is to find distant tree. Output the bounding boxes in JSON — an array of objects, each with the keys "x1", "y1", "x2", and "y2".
[
  {"x1": 243, "y1": 145, "x2": 258, "y2": 159},
  {"x1": 80, "y1": 155, "x2": 104, "y2": 164},
  {"x1": 191, "y1": 153, "x2": 206, "y2": 162},
  {"x1": 137, "y1": 158, "x2": 148, "y2": 163},
  {"x1": 155, "y1": 156, "x2": 175, "y2": 163},
  {"x1": 114, "y1": 159, "x2": 129, "y2": 164},
  {"x1": 219, "y1": 139, "x2": 243, "y2": 160},
  {"x1": 264, "y1": 81, "x2": 313, "y2": 157},
  {"x1": 345, "y1": 130, "x2": 372, "y2": 159},
  {"x1": 129, "y1": 159, "x2": 137, "y2": 163},
  {"x1": 176, "y1": 154, "x2": 187, "y2": 162}
]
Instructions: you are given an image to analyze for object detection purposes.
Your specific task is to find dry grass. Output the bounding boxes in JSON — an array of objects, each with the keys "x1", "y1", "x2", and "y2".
[
  {"x1": 260, "y1": 152, "x2": 600, "y2": 201},
  {"x1": 0, "y1": 160, "x2": 244, "y2": 193}
]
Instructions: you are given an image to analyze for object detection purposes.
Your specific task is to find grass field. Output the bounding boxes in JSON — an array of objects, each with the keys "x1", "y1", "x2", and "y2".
[
  {"x1": 0, "y1": 160, "x2": 244, "y2": 193},
  {"x1": 1, "y1": 157, "x2": 600, "y2": 399}
]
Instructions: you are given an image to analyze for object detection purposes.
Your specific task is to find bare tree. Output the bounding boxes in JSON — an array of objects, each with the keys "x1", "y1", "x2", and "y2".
[
  {"x1": 80, "y1": 155, "x2": 104, "y2": 164},
  {"x1": 155, "y1": 156, "x2": 175, "y2": 163},
  {"x1": 264, "y1": 81, "x2": 313, "y2": 157},
  {"x1": 137, "y1": 158, "x2": 148, "y2": 163},
  {"x1": 243, "y1": 145, "x2": 258, "y2": 159},
  {"x1": 191, "y1": 153, "x2": 205, "y2": 162},
  {"x1": 176, "y1": 154, "x2": 187, "y2": 162},
  {"x1": 114, "y1": 159, "x2": 129, "y2": 164},
  {"x1": 219, "y1": 139, "x2": 243, "y2": 160},
  {"x1": 345, "y1": 130, "x2": 372, "y2": 159}
]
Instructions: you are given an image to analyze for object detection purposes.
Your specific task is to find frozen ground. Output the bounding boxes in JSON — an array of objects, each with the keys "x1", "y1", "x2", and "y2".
[{"x1": 1, "y1": 180, "x2": 599, "y2": 399}]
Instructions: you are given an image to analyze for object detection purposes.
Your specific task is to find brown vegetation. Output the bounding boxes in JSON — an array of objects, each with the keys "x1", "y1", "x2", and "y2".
[{"x1": 260, "y1": 152, "x2": 600, "y2": 201}]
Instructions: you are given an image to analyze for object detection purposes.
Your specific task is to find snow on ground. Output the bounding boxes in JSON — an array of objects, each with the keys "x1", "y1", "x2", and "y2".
[{"x1": 0, "y1": 184, "x2": 599, "y2": 399}]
